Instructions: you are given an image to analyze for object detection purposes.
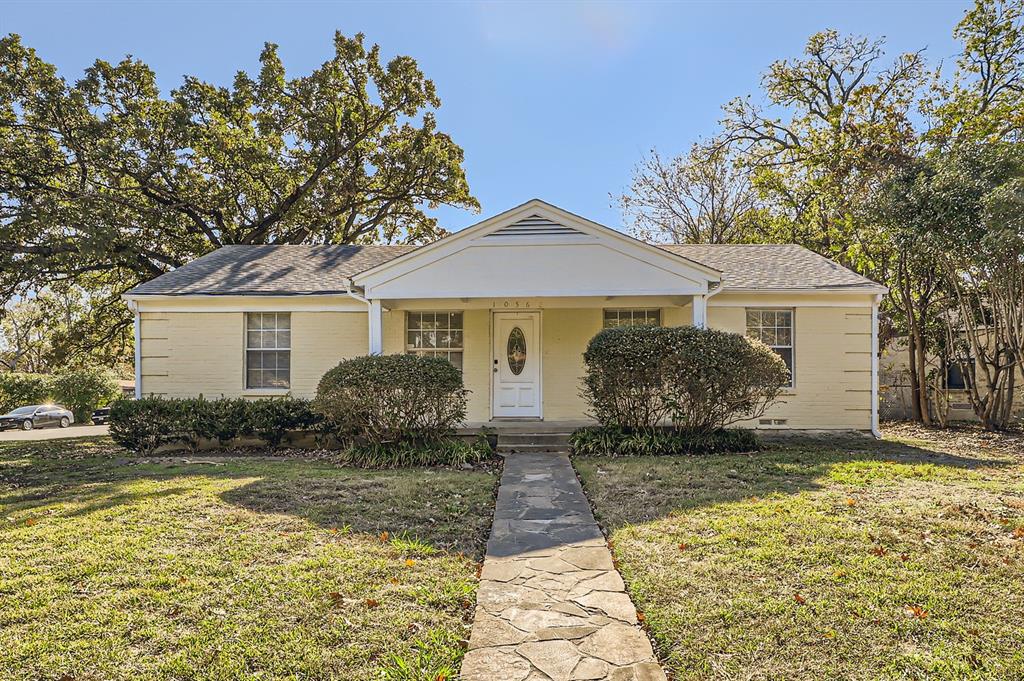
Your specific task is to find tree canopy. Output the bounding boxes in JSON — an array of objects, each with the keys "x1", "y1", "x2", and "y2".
[{"x1": 0, "y1": 30, "x2": 477, "y2": 353}]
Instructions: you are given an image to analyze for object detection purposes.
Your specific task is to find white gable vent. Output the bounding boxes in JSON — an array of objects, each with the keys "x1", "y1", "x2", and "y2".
[{"x1": 483, "y1": 214, "x2": 585, "y2": 238}]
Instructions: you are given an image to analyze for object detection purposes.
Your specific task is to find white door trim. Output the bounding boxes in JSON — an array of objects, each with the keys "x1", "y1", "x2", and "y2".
[{"x1": 491, "y1": 310, "x2": 543, "y2": 419}]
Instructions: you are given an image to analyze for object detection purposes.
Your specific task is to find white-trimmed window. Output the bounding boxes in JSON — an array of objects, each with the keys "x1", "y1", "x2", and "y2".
[
  {"x1": 603, "y1": 308, "x2": 662, "y2": 328},
  {"x1": 245, "y1": 312, "x2": 291, "y2": 389},
  {"x1": 407, "y1": 312, "x2": 463, "y2": 371},
  {"x1": 746, "y1": 309, "x2": 794, "y2": 387}
]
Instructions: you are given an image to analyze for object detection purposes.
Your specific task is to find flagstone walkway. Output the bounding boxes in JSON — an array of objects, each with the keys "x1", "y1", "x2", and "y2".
[{"x1": 461, "y1": 452, "x2": 666, "y2": 681}]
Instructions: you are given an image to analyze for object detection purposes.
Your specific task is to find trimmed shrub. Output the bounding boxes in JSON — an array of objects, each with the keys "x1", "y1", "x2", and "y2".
[
  {"x1": 314, "y1": 354, "x2": 468, "y2": 445},
  {"x1": 109, "y1": 396, "x2": 318, "y2": 454},
  {"x1": 49, "y1": 367, "x2": 121, "y2": 422},
  {"x1": 0, "y1": 373, "x2": 51, "y2": 413},
  {"x1": 248, "y1": 397, "x2": 319, "y2": 447},
  {"x1": 582, "y1": 326, "x2": 789, "y2": 433},
  {"x1": 110, "y1": 398, "x2": 186, "y2": 455},
  {"x1": 569, "y1": 426, "x2": 760, "y2": 456}
]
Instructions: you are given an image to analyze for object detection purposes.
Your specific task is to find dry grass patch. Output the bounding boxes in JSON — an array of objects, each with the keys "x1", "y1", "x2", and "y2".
[
  {"x1": 574, "y1": 427, "x2": 1024, "y2": 680},
  {"x1": 0, "y1": 437, "x2": 498, "y2": 680}
]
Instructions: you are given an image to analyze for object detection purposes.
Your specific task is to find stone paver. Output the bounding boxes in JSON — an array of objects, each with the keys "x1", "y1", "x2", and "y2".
[{"x1": 462, "y1": 453, "x2": 666, "y2": 681}]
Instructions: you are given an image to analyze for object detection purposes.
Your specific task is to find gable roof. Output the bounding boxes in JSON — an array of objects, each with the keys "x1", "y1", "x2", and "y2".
[
  {"x1": 659, "y1": 244, "x2": 884, "y2": 292},
  {"x1": 127, "y1": 244, "x2": 415, "y2": 296},
  {"x1": 124, "y1": 200, "x2": 884, "y2": 297}
]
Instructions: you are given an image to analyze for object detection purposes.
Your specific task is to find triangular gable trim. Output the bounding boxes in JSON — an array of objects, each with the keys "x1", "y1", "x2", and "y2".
[{"x1": 352, "y1": 199, "x2": 722, "y2": 292}]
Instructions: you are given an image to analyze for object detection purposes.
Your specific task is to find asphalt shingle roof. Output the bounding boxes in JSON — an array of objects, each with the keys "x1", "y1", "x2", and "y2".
[
  {"x1": 659, "y1": 244, "x2": 883, "y2": 291},
  {"x1": 127, "y1": 242, "x2": 882, "y2": 296},
  {"x1": 127, "y1": 244, "x2": 415, "y2": 296}
]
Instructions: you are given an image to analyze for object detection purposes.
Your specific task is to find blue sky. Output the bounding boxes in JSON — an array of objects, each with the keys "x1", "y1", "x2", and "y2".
[{"x1": 2, "y1": 0, "x2": 970, "y2": 233}]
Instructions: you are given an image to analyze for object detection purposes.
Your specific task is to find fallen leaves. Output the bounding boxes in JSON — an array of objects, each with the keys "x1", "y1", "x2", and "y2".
[
  {"x1": 404, "y1": 559, "x2": 416, "y2": 567},
  {"x1": 794, "y1": 593, "x2": 806, "y2": 605},
  {"x1": 904, "y1": 604, "x2": 929, "y2": 620},
  {"x1": 678, "y1": 542, "x2": 688, "y2": 551},
  {"x1": 379, "y1": 531, "x2": 389, "y2": 543},
  {"x1": 870, "y1": 546, "x2": 887, "y2": 557}
]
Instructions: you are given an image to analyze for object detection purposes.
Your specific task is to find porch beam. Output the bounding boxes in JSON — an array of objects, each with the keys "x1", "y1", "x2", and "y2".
[
  {"x1": 692, "y1": 294, "x2": 707, "y2": 329},
  {"x1": 368, "y1": 299, "x2": 383, "y2": 355}
]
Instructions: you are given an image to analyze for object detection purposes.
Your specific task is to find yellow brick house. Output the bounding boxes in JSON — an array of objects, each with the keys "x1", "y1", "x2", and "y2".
[{"x1": 124, "y1": 199, "x2": 887, "y2": 434}]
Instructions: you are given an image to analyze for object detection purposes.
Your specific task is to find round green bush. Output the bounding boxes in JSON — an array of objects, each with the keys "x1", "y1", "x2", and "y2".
[
  {"x1": 582, "y1": 325, "x2": 789, "y2": 433},
  {"x1": 314, "y1": 354, "x2": 468, "y2": 445}
]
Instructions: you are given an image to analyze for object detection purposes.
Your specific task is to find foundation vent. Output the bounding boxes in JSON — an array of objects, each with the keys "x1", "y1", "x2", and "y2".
[{"x1": 484, "y1": 214, "x2": 585, "y2": 238}]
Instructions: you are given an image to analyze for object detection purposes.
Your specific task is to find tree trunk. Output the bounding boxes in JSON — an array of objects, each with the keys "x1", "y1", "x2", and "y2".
[{"x1": 910, "y1": 321, "x2": 933, "y2": 425}]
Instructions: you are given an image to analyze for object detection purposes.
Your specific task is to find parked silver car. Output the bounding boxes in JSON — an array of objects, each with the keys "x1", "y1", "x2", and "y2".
[{"x1": 0, "y1": 404, "x2": 75, "y2": 431}]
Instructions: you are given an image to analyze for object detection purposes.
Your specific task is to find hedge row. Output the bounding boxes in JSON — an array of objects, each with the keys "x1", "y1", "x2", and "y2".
[
  {"x1": 0, "y1": 368, "x2": 121, "y2": 422},
  {"x1": 569, "y1": 426, "x2": 760, "y2": 456},
  {"x1": 109, "y1": 396, "x2": 319, "y2": 454}
]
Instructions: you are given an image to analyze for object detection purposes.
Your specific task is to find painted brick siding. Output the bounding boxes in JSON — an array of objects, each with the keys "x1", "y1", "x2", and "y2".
[
  {"x1": 140, "y1": 311, "x2": 367, "y2": 398},
  {"x1": 139, "y1": 301, "x2": 874, "y2": 430},
  {"x1": 542, "y1": 308, "x2": 602, "y2": 421},
  {"x1": 708, "y1": 305, "x2": 873, "y2": 429}
]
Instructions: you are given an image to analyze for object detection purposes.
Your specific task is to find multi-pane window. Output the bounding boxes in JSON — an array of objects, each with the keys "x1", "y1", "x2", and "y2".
[
  {"x1": 603, "y1": 308, "x2": 662, "y2": 328},
  {"x1": 245, "y1": 312, "x2": 291, "y2": 389},
  {"x1": 945, "y1": 357, "x2": 974, "y2": 390},
  {"x1": 746, "y1": 309, "x2": 794, "y2": 387},
  {"x1": 407, "y1": 312, "x2": 463, "y2": 371}
]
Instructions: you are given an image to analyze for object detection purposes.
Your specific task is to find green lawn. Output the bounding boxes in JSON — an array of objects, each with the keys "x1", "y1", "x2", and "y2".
[
  {"x1": 574, "y1": 425, "x2": 1024, "y2": 680},
  {"x1": 0, "y1": 437, "x2": 498, "y2": 681}
]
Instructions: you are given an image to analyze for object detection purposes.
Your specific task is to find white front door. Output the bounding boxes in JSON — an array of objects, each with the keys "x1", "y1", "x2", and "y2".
[{"x1": 492, "y1": 311, "x2": 541, "y2": 418}]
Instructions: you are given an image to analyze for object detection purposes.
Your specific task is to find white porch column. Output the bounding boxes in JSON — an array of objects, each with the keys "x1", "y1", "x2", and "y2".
[
  {"x1": 368, "y1": 299, "x2": 383, "y2": 355},
  {"x1": 692, "y1": 294, "x2": 708, "y2": 329}
]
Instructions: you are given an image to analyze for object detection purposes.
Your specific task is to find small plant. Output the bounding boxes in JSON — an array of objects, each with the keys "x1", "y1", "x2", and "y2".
[
  {"x1": 337, "y1": 436, "x2": 492, "y2": 469},
  {"x1": 569, "y1": 426, "x2": 759, "y2": 456},
  {"x1": 380, "y1": 628, "x2": 464, "y2": 681}
]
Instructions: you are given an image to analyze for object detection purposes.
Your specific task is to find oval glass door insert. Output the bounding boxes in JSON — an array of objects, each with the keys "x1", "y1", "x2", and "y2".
[{"x1": 507, "y1": 327, "x2": 527, "y2": 375}]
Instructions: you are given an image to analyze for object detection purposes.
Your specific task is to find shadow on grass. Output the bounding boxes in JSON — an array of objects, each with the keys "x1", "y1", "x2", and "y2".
[
  {"x1": 0, "y1": 442, "x2": 496, "y2": 558},
  {"x1": 573, "y1": 431, "x2": 1017, "y2": 531}
]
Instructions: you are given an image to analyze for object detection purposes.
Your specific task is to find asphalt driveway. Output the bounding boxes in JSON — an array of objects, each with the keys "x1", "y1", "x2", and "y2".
[{"x1": 0, "y1": 424, "x2": 108, "y2": 441}]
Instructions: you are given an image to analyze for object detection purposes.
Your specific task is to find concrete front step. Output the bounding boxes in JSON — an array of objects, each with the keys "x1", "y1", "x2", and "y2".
[
  {"x1": 499, "y1": 432, "x2": 571, "y2": 446},
  {"x1": 497, "y1": 443, "x2": 569, "y2": 454}
]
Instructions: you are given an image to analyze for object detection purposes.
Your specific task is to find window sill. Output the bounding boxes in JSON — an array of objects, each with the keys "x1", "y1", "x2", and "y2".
[{"x1": 242, "y1": 388, "x2": 291, "y2": 397}]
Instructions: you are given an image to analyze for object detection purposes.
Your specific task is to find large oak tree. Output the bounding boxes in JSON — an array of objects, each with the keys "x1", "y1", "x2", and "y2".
[{"x1": 0, "y1": 31, "x2": 477, "y2": 358}]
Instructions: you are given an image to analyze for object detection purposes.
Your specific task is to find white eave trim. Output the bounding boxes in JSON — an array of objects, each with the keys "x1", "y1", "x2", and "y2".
[{"x1": 122, "y1": 293, "x2": 368, "y2": 312}]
